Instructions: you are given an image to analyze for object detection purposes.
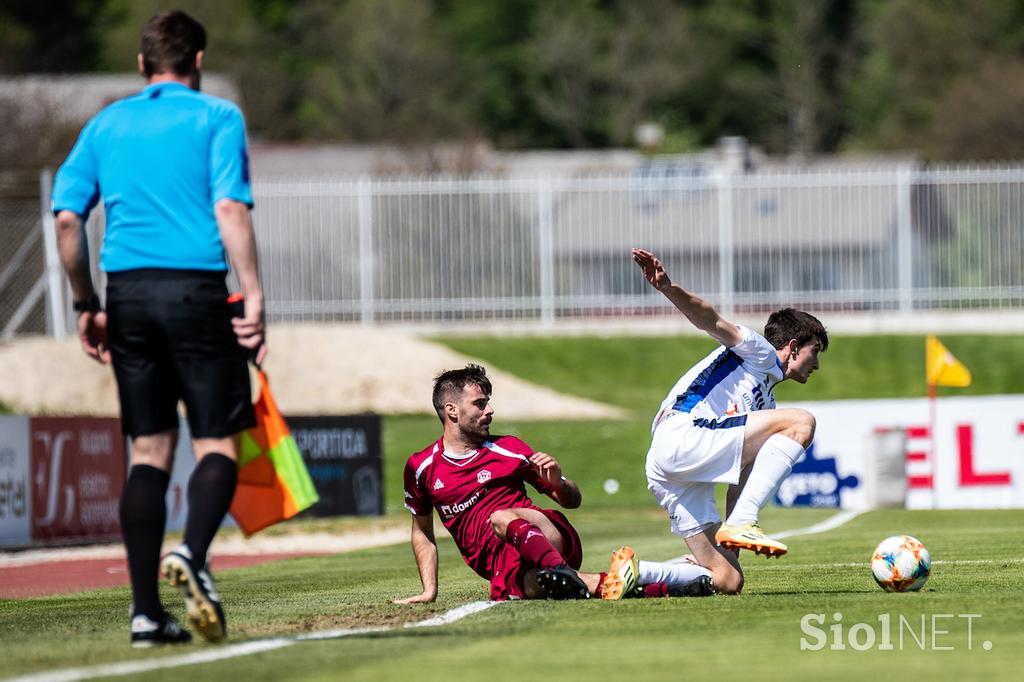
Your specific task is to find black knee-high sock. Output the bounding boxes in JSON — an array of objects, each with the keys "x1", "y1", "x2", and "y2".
[
  {"x1": 183, "y1": 453, "x2": 238, "y2": 569},
  {"x1": 120, "y1": 464, "x2": 170, "y2": 619}
]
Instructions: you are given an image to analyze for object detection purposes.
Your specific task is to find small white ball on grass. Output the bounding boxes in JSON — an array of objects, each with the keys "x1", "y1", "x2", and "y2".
[{"x1": 603, "y1": 478, "x2": 620, "y2": 494}]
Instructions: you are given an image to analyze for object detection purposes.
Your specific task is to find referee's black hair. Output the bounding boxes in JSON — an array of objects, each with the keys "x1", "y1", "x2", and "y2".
[
  {"x1": 140, "y1": 10, "x2": 207, "y2": 78},
  {"x1": 764, "y1": 308, "x2": 829, "y2": 352},
  {"x1": 432, "y1": 364, "x2": 492, "y2": 423}
]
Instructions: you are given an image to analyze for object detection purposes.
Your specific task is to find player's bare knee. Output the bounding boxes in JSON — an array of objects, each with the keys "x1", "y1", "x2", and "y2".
[
  {"x1": 489, "y1": 509, "x2": 514, "y2": 537},
  {"x1": 713, "y1": 569, "x2": 744, "y2": 595},
  {"x1": 785, "y1": 409, "x2": 816, "y2": 447},
  {"x1": 798, "y1": 410, "x2": 816, "y2": 444}
]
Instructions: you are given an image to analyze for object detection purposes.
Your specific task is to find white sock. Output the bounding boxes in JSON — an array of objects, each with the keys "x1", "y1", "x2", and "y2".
[
  {"x1": 725, "y1": 433, "x2": 805, "y2": 526},
  {"x1": 638, "y1": 559, "x2": 711, "y2": 586}
]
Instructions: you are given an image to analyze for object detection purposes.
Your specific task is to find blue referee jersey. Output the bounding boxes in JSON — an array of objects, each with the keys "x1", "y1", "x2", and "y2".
[{"x1": 52, "y1": 81, "x2": 253, "y2": 272}]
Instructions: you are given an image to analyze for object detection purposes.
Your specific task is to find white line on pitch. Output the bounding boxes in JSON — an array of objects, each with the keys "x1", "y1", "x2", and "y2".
[
  {"x1": 753, "y1": 557, "x2": 1024, "y2": 570},
  {"x1": 406, "y1": 599, "x2": 498, "y2": 627},
  {"x1": 666, "y1": 509, "x2": 865, "y2": 564},
  {"x1": 5, "y1": 601, "x2": 502, "y2": 682},
  {"x1": 773, "y1": 510, "x2": 865, "y2": 539}
]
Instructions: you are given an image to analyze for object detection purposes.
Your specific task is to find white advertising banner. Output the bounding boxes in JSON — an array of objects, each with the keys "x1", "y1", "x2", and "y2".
[
  {"x1": 0, "y1": 416, "x2": 30, "y2": 545},
  {"x1": 781, "y1": 395, "x2": 1024, "y2": 510}
]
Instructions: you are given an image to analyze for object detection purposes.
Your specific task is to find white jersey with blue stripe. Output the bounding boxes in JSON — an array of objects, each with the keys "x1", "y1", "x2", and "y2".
[{"x1": 652, "y1": 325, "x2": 784, "y2": 433}]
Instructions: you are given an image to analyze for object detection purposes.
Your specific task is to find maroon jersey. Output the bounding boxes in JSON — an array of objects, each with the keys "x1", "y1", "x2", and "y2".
[{"x1": 403, "y1": 435, "x2": 556, "y2": 579}]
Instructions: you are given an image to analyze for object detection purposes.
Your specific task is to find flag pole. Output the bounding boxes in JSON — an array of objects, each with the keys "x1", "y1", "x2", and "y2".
[
  {"x1": 927, "y1": 382, "x2": 937, "y2": 510},
  {"x1": 924, "y1": 335, "x2": 971, "y2": 512}
]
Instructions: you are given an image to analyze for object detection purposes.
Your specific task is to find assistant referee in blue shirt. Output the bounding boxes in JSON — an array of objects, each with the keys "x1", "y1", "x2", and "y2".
[{"x1": 52, "y1": 10, "x2": 265, "y2": 647}]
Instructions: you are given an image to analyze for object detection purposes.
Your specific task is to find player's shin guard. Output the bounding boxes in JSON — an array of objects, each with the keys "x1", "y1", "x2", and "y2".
[
  {"x1": 121, "y1": 465, "x2": 170, "y2": 619},
  {"x1": 506, "y1": 519, "x2": 564, "y2": 569},
  {"x1": 725, "y1": 434, "x2": 804, "y2": 526}
]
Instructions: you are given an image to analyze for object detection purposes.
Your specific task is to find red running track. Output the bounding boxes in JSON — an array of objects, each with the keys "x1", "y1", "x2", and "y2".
[{"x1": 0, "y1": 553, "x2": 316, "y2": 599}]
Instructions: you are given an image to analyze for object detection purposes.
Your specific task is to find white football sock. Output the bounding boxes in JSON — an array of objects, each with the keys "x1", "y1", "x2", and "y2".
[
  {"x1": 725, "y1": 433, "x2": 805, "y2": 526},
  {"x1": 638, "y1": 559, "x2": 711, "y2": 586}
]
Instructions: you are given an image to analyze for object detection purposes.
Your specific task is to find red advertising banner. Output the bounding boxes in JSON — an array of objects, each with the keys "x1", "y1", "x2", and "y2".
[{"x1": 30, "y1": 417, "x2": 127, "y2": 541}]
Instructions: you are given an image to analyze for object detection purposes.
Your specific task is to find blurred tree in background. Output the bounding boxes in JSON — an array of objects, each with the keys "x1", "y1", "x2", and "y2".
[
  {"x1": 8, "y1": 0, "x2": 1024, "y2": 159},
  {"x1": 0, "y1": 0, "x2": 114, "y2": 73},
  {"x1": 522, "y1": 0, "x2": 612, "y2": 148},
  {"x1": 847, "y1": 0, "x2": 1024, "y2": 159},
  {"x1": 1, "y1": 0, "x2": 120, "y2": 196},
  {"x1": 294, "y1": 0, "x2": 469, "y2": 144}
]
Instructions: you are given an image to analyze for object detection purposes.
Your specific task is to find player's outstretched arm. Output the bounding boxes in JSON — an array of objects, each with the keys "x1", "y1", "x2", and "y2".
[
  {"x1": 631, "y1": 247, "x2": 741, "y2": 347},
  {"x1": 530, "y1": 452, "x2": 581, "y2": 509},
  {"x1": 394, "y1": 514, "x2": 438, "y2": 604}
]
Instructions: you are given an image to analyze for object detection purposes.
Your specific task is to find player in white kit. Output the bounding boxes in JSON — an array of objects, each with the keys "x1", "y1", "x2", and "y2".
[{"x1": 632, "y1": 248, "x2": 828, "y2": 595}]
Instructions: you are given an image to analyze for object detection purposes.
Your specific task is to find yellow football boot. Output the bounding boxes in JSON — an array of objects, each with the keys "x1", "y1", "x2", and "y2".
[
  {"x1": 600, "y1": 546, "x2": 640, "y2": 600},
  {"x1": 715, "y1": 522, "x2": 788, "y2": 558}
]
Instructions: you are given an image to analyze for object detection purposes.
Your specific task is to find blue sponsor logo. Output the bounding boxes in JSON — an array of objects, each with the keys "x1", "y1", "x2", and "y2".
[{"x1": 774, "y1": 444, "x2": 859, "y2": 508}]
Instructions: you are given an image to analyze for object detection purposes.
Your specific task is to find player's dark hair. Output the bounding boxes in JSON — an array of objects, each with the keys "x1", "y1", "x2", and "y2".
[
  {"x1": 432, "y1": 364, "x2": 492, "y2": 423},
  {"x1": 764, "y1": 308, "x2": 829, "y2": 352},
  {"x1": 140, "y1": 10, "x2": 206, "y2": 78}
]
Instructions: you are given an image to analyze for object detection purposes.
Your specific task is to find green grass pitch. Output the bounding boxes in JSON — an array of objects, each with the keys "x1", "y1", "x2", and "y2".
[
  {"x1": 1, "y1": 334, "x2": 1022, "y2": 680},
  {"x1": 3, "y1": 507, "x2": 1022, "y2": 681}
]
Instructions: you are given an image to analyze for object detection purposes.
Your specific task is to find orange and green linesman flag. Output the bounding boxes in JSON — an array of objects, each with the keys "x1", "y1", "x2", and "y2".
[
  {"x1": 230, "y1": 370, "x2": 319, "y2": 535},
  {"x1": 925, "y1": 335, "x2": 972, "y2": 388}
]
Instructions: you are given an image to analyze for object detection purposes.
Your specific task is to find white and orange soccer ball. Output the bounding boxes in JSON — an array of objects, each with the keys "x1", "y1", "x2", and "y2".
[{"x1": 870, "y1": 535, "x2": 931, "y2": 592}]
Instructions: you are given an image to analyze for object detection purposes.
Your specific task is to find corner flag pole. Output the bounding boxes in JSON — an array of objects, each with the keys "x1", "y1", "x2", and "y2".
[
  {"x1": 927, "y1": 381, "x2": 937, "y2": 510},
  {"x1": 924, "y1": 335, "x2": 972, "y2": 510}
]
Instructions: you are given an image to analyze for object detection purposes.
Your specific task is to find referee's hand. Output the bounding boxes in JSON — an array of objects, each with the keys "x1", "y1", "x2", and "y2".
[
  {"x1": 231, "y1": 295, "x2": 266, "y2": 366},
  {"x1": 77, "y1": 310, "x2": 111, "y2": 364}
]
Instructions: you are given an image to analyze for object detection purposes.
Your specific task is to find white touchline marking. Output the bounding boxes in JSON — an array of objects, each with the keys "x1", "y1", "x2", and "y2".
[
  {"x1": 665, "y1": 509, "x2": 1022, "y2": 570},
  {"x1": 772, "y1": 509, "x2": 864, "y2": 539},
  {"x1": 5, "y1": 601, "x2": 502, "y2": 682},
  {"x1": 407, "y1": 599, "x2": 498, "y2": 627},
  {"x1": 291, "y1": 625, "x2": 392, "y2": 642},
  {"x1": 667, "y1": 510, "x2": 865, "y2": 564},
  {"x1": 754, "y1": 557, "x2": 1024, "y2": 570},
  {"x1": 5, "y1": 640, "x2": 296, "y2": 682}
]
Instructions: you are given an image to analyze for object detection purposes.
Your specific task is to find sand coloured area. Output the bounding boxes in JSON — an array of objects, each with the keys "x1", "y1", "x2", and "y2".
[{"x1": 0, "y1": 325, "x2": 624, "y2": 420}]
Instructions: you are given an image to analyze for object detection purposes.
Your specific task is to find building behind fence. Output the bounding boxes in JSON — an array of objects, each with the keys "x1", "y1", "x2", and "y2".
[{"x1": 6, "y1": 157, "x2": 1024, "y2": 337}]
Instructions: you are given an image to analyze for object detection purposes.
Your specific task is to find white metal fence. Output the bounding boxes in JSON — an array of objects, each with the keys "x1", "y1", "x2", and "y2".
[
  {"x1": 0, "y1": 175, "x2": 52, "y2": 339},
  {"x1": 249, "y1": 166, "x2": 1024, "y2": 323},
  {"x1": 30, "y1": 163, "x2": 1024, "y2": 333}
]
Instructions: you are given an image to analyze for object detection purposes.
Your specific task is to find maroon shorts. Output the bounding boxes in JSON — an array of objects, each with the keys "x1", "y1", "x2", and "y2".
[{"x1": 488, "y1": 509, "x2": 583, "y2": 601}]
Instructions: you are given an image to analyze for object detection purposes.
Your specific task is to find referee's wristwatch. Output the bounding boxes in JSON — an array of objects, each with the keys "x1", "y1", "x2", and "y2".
[{"x1": 72, "y1": 295, "x2": 102, "y2": 314}]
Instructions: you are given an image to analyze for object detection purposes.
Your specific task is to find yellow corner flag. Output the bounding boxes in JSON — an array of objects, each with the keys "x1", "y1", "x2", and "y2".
[{"x1": 926, "y1": 335, "x2": 972, "y2": 387}]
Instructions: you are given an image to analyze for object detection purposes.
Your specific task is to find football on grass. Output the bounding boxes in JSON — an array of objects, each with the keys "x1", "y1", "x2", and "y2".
[{"x1": 871, "y1": 534, "x2": 931, "y2": 592}]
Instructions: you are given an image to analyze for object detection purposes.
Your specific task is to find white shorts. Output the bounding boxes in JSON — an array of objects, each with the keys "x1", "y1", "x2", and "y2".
[
  {"x1": 645, "y1": 412, "x2": 748, "y2": 537},
  {"x1": 647, "y1": 478, "x2": 719, "y2": 537}
]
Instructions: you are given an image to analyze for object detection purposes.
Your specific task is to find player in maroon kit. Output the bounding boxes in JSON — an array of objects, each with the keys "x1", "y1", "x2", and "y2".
[{"x1": 395, "y1": 364, "x2": 715, "y2": 603}]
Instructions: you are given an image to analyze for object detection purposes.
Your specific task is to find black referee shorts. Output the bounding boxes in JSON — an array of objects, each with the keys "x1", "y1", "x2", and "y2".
[{"x1": 105, "y1": 269, "x2": 256, "y2": 439}]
